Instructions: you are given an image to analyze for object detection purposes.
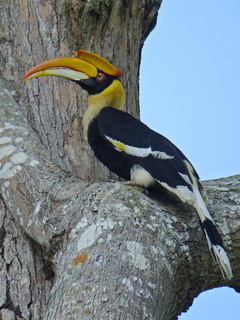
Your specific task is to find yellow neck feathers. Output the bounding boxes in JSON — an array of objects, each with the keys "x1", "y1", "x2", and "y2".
[{"x1": 83, "y1": 80, "x2": 125, "y2": 137}]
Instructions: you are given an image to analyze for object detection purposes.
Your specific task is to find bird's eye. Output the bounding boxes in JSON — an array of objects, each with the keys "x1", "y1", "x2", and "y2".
[{"x1": 96, "y1": 73, "x2": 106, "y2": 82}]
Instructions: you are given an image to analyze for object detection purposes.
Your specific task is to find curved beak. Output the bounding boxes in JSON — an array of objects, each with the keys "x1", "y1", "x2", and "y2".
[{"x1": 23, "y1": 50, "x2": 122, "y2": 82}]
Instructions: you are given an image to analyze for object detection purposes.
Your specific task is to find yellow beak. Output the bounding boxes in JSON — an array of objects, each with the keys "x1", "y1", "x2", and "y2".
[{"x1": 23, "y1": 50, "x2": 122, "y2": 81}]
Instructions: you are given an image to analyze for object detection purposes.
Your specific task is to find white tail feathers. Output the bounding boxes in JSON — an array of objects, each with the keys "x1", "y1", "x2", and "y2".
[
  {"x1": 194, "y1": 205, "x2": 233, "y2": 279},
  {"x1": 158, "y1": 161, "x2": 233, "y2": 279},
  {"x1": 212, "y1": 245, "x2": 233, "y2": 279},
  {"x1": 184, "y1": 161, "x2": 233, "y2": 279},
  {"x1": 193, "y1": 185, "x2": 233, "y2": 280}
]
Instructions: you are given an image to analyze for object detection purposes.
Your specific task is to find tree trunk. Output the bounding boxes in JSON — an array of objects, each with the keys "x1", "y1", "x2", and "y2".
[
  {"x1": 1, "y1": 0, "x2": 160, "y2": 181},
  {"x1": 0, "y1": 1, "x2": 239, "y2": 319}
]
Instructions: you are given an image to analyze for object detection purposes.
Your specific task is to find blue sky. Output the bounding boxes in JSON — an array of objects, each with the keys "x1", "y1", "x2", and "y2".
[
  {"x1": 140, "y1": 0, "x2": 240, "y2": 181},
  {"x1": 140, "y1": 0, "x2": 240, "y2": 319}
]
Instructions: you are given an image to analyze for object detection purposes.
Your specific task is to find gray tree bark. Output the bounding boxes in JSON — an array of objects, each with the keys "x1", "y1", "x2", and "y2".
[{"x1": 0, "y1": 1, "x2": 239, "y2": 320}]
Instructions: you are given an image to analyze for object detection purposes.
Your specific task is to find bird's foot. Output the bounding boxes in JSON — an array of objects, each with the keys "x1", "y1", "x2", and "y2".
[{"x1": 123, "y1": 181, "x2": 148, "y2": 194}]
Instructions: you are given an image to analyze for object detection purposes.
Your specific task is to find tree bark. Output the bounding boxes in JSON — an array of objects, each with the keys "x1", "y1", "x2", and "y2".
[
  {"x1": 0, "y1": 1, "x2": 239, "y2": 319},
  {"x1": 1, "y1": 0, "x2": 160, "y2": 181}
]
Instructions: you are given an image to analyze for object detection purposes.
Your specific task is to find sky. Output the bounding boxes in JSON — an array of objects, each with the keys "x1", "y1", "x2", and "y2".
[
  {"x1": 140, "y1": 0, "x2": 240, "y2": 181},
  {"x1": 140, "y1": 0, "x2": 240, "y2": 319}
]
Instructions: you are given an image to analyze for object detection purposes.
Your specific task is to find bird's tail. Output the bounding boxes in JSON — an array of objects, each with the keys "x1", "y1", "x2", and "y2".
[{"x1": 193, "y1": 186, "x2": 233, "y2": 280}]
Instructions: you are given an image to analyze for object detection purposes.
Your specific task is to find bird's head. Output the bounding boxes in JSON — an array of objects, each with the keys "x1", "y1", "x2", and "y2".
[{"x1": 23, "y1": 50, "x2": 125, "y2": 111}]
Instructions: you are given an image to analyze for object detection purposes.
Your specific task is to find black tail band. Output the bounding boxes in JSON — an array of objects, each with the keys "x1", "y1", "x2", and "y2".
[{"x1": 200, "y1": 218, "x2": 224, "y2": 247}]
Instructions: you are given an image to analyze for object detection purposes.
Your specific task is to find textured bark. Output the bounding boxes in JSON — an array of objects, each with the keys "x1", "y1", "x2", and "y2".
[
  {"x1": 0, "y1": 1, "x2": 240, "y2": 320},
  {"x1": 1, "y1": 0, "x2": 160, "y2": 181}
]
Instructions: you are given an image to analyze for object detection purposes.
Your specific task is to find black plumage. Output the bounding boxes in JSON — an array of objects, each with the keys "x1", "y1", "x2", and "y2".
[
  {"x1": 97, "y1": 107, "x2": 196, "y2": 189},
  {"x1": 23, "y1": 49, "x2": 233, "y2": 279}
]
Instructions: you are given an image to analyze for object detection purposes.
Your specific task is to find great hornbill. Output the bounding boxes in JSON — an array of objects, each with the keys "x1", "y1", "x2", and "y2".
[{"x1": 23, "y1": 50, "x2": 233, "y2": 279}]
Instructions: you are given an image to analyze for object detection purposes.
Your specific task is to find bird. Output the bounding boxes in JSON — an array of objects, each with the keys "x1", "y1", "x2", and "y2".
[{"x1": 23, "y1": 50, "x2": 233, "y2": 280}]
